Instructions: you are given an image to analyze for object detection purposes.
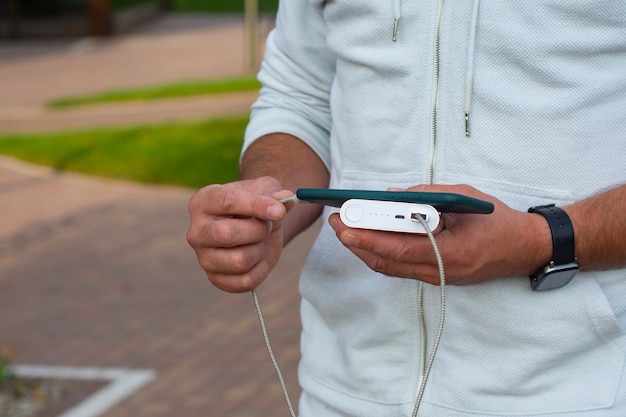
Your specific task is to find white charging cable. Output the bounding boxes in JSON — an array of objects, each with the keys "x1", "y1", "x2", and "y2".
[
  {"x1": 251, "y1": 289, "x2": 297, "y2": 417},
  {"x1": 411, "y1": 215, "x2": 446, "y2": 417},
  {"x1": 252, "y1": 201, "x2": 446, "y2": 417}
]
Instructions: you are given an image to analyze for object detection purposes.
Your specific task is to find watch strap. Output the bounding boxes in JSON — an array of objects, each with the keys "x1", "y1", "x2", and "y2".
[{"x1": 528, "y1": 204, "x2": 576, "y2": 265}]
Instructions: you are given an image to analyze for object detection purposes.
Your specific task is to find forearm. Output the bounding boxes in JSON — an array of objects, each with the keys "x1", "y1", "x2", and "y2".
[
  {"x1": 240, "y1": 133, "x2": 330, "y2": 244},
  {"x1": 565, "y1": 184, "x2": 626, "y2": 271}
]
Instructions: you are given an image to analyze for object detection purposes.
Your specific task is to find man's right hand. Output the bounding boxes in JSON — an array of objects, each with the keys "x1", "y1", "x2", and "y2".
[{"x1": 186, "y1": 176, "x2": 291, "y2": 293}]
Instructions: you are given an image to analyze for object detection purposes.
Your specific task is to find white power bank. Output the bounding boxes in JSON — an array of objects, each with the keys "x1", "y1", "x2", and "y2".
[{"x1": 339, "y1": 199, "x2": 442, "y2": 234}]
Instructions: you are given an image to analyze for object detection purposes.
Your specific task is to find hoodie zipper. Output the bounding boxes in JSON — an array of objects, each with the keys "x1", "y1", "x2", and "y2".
[{"x1": 428, "y1": 0, "x2": 446, "y2": 185}]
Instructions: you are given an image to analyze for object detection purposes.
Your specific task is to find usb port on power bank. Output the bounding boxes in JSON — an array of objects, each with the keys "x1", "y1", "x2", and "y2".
[{"x1": 410, "y1": 212, "x2": 428, "y2": 221}]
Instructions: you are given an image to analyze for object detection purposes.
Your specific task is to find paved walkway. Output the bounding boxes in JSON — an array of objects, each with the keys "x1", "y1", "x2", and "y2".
[
  {"x1": 0, "y1": 13, "x2": 273, "y2": 133},
  {"x1": 0, "y1": 13, "x2": 318, "y2": 417}
]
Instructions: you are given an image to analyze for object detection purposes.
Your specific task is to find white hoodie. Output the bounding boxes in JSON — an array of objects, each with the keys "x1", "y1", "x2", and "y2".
[{"x1": 244, "y1": 1, "x2": 626, "y2": 416}]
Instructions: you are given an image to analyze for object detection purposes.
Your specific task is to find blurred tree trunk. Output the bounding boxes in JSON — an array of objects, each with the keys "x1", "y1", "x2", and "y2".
[
  {"x1": 7, "y1": 0, "x2": 20, "y2": 38},
  {"x1": 88, "y1": 0, "x2": 111, "y2": 37},
  {"x1": 245, "y1": 0, "x2": 259, "y2": 72}
]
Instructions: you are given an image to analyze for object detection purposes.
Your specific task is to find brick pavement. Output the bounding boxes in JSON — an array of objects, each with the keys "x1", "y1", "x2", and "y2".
[
  {"x1": 0, "y1": 12, "x2": 319, "y2": 417},
  {"x1": 0, "y1": 155, "x2": 318, "y2": 417}
]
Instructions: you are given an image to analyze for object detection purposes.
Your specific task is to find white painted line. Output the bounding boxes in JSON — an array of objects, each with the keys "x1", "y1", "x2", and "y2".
[{"x1": 13, "y1": 365, "x2": 156, "y2": 417}]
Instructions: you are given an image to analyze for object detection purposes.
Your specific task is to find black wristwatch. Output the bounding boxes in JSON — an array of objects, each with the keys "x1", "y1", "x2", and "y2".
[{"x1": 527, "y1": 204, "x2": 580, "y2": 291}]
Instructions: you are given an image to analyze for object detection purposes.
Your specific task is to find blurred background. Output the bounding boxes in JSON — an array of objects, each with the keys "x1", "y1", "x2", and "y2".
[{"x1": 0, "y1": 1, "x2": 317, "y2": 416}]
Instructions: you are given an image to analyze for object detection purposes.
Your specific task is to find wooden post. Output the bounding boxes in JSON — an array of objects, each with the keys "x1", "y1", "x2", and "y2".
[
  {"x1": 88, "y1": 0, "x2": 111, "y2": 37},
  {"x1": 7, "y1": 0, "x2": 20, "y2": 38},
  {"x1": 244, "y1": 0, "x2": 259, "y2": 72}
]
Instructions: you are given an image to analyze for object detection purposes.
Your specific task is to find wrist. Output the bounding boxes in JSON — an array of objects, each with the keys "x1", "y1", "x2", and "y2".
[
  {"x1": 527, "y1": 205, "x2": 580, "y2": 290},
  {"x1": 526, "y1": 211, "x2": 554, "y2": 276}
]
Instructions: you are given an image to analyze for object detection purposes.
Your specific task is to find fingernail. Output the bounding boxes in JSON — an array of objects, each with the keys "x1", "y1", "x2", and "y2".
[
  {"x1": 267, "y1": 203, "x2": 282, "y2": 219},
  {"x1": 328, "y1": 215, "x2": 339, "y2": 229},
  {"x1": 341, "y1": 232, "x2": 359, "y2": 247}
]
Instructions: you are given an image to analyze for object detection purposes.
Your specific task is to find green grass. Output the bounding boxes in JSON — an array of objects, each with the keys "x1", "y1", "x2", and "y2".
[
  {"x1": 16, "y1": 0, "x2": 279, "y2": 16},
  {"x1": 0, "y1": 117, "x2": 248, "y2": 188},
  {"x1": 47, "y1": 77, "x2": 261, "y2": 109},
  {"x1": 172, "y1": 0, "x2": 279, "y2": 13}
]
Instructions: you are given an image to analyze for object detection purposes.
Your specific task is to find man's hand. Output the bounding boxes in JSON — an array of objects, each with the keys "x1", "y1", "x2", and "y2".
[
  {"x1": 329, "y1": 184, "x2": 552, "y2": 286},
  {"x1": 186, "y1": 176, "x2": 292, "y2": 293}
]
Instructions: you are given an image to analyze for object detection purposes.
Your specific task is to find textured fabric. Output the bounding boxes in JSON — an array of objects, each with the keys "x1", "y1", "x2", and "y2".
[{"x1": 244, "y1": 0, "x2": 626, "y2": 415}]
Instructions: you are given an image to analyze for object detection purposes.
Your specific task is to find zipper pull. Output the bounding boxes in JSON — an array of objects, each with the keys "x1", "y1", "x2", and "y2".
[{"x1": 392, "y1": 18, "x2": 399, "y2": 42}]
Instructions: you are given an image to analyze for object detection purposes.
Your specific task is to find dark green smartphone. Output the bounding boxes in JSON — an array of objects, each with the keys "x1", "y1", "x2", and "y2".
[{"x1": 295, "y1": 188, "x2": 494, "y2": 214}]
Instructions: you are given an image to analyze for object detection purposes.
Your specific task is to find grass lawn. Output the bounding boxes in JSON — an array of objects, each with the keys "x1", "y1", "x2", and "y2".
[
  {"x1": 0, "y1": 117, "x2": 248, "y2": 188},
  {"x1": 1, "y1": 3, "x2": 276, "y2": 187},
  {"x1": 47, "y1": 77, "x2": 261, "y2": 109}
]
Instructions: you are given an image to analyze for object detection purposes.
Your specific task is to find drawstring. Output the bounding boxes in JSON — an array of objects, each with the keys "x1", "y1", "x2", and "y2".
[
  {"x1": 392, "y1": 0, "x2": 401, "y2": 42},
  {"x1": 464, "y1": 0, "x2": 480, "y2": 136},
  {"x1": 391, "y1": 0, "x2": 479, "y2": 136}
]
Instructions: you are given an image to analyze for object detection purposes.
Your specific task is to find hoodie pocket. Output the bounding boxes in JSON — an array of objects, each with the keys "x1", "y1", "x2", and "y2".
[{"x1": 427, "y1": 272, "x2": 626, "y2": 415}]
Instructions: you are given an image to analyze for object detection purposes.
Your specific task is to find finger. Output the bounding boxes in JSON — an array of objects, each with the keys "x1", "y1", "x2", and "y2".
[
  {"x1": 201, "y1": 217, "x2": 272, "y2": 249},
  {"x1": 347, "y1": 245, "x2": 442, "y2": 285},
  {"x1": 186, "y1": 216, "x2": 270, "y2": 253},
  {"x1": 191, "y1": 184, "x2": 285, "y2": 221},
  {"x1": 329, "y1": 214, "x2": 436, "y2": 264},
  {"x1": 270, "y1": 189, "x2": 296, "y2": 202},
  {"x1": 207, "y1": 258, "x2": 273, "y2": 293},
  {"x1": 197, "y1": 242, "x2": 266, "y2": 276},
  {"x1": 344, "y1": 231, "x2": 438, "y2": 267}
]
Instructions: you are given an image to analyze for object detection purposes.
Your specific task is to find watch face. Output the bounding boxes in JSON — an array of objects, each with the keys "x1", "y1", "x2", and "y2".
[{"x1": 531, "y1": 265, "x2": 580, "y2": 291}]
